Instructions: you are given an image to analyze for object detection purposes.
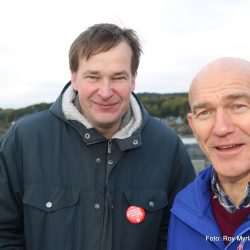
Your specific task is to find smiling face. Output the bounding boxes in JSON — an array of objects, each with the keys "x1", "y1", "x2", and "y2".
[
  {"x1": 188, "y1": 58, "x2": 250, "y2": 181},
  {"x1": 71, "y1": 42, "x2": 135, "y2": 138}
]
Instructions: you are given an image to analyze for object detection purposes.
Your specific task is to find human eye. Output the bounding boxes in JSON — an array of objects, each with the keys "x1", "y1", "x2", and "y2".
[
  {"x1": 232, "y1": 103, "x2": 248, "y2": 112},
  {"x1": 116, "y1": 76, "x2": 126, "y2": 80},
  {"x1": 112, "y1": 73, "x2": 128, "y2": 82},
  {"x1": 195, "y1": 109, "x2": 212, "y2": 120},
  {"x1": 113, "y1": 76, "x2": 127, "y2": 81},
  {"x1": 85, "y1": 75, "x2": 99, "y2": 81}
]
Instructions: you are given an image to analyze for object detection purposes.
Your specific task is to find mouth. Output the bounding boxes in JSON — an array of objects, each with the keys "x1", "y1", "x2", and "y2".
[
  {"x1": 215, "y1": 144, "x2": 244, "y2": 152},
  {"x1": 94, "y1": 102, "x2": 117, "y2": 110}
]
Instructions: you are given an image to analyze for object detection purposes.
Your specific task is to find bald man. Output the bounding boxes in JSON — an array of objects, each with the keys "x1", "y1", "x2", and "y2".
[{"x1": 168, "y1": 57, "x2": 250, "y2": 250}]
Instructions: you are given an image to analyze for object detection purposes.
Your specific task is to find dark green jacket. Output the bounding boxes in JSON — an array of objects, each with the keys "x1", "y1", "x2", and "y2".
[{"x1": 0, "y1": 83, "x2": 195, "y2": 250}]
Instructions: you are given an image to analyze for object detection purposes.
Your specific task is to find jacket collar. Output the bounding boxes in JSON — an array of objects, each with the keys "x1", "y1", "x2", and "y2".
[
  {"x1": 49, "y1": 82, "x2": 147, "y2": 151},
  {"x1": 171, "y1": 166, "x2": 224, "y2": 242},
  {"x1": 172, "y1": 166, "x2": 213, "y2": 217}
]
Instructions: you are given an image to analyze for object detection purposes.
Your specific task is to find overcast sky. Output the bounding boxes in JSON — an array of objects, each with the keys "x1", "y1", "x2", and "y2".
[{"x1": 1, "y1": 0, "x2": 250, "y2": 108}]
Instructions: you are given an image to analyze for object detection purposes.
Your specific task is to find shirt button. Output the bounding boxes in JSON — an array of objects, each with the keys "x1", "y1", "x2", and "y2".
[
  {"x1": 133, "y1": 139, "x2": 139, "y2": 145},
  {"x1": 85, "y1": 133, "x2": 90, "y2": 139},
  {"x1": 94, "y1": 203, "x2": 100, "y2": 209},
  {"x1": 46, "y1": 202, "x2": 53, "y2": 208},
  {"x1": 96, "y1": 158, "x2": 101, "y2": 163},
  {"x1": 108, "y1": 160, "x2": 113, "y2": 165},
  {"x1": 149, "y1": 201, "x2": 155, "y2": 208}
]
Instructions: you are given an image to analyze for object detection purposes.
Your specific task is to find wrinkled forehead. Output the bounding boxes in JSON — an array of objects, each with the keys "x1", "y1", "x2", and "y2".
[{"x1": 189, "y1": 58, "x2": 250, "y2": 106}]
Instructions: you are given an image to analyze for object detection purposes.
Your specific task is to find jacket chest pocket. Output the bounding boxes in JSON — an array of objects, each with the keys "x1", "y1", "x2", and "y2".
[
  {"x1": 121, "y1": 189, "x2": 168, "y2": 249},
  {"x1": 123, "y1": 188, "x2": 168, "y2": 228},
  {"x1": 23, "y1": 186, "x2": 80, "y2": 212},
  {"x1": 124, "y1": 188, "x2": 168, "y2": 212},
  {"x1": 22, "y1": 186, "x2": 80, "y2": 233},
  {"x1": 22, "y1": 187, "x2": 81, "y2": 249}
]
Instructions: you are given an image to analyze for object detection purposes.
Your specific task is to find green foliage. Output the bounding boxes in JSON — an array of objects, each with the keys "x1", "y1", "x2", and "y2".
[
  {"x1": 0, "y1": 93, "x2": 191, "y2": 137},
  {"x1": 137, "y1": 92, "x2": 190, "y2": 119},
  {"x1": 0, "y1": 103, "x2": 51, "y2": 137}
]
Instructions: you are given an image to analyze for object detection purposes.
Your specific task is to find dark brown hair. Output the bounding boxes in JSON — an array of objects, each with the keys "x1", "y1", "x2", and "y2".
[{"x1": 69, "y1": 23, "x2": 143, "y2": 75}]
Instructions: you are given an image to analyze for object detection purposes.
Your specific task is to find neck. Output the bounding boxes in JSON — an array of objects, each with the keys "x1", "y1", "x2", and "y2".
[
  {"x1": 218, "y1": 172, "x2": 250, "y2": 207},
  {"x1": 95, "y1": 123, "x2": 121, "y2": 139}
]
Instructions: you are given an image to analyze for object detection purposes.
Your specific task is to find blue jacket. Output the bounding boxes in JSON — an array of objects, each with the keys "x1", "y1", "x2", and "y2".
[{"x1": 168, "y1": 166, "x2": 250, "y2": 249}]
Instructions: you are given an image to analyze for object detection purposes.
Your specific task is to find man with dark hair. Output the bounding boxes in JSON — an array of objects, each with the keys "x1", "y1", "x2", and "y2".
[
  {"x1": 168, "y1": 57, "x2": 250, "y2": 249},
  {"x1": 0, "y1": 23, "x2": 195, "y2": 250}
]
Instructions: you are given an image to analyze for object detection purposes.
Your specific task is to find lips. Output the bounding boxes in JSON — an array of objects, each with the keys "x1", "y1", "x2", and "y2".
[
  {"x1": 93, "y1": 101, "x2": 118, "y2": 111},
  {"x1": 211, "y1": 143, "x2": 244, "y2": 159},
  {"x1": 96, "y1": 103, "x2": 116, "y2": 107},
  {"x1": 215, "y1": 144, "x2": 243, "y2": 151},
  {"x1": 93, "y1": 99, "x2": 117, "y2": 105}
]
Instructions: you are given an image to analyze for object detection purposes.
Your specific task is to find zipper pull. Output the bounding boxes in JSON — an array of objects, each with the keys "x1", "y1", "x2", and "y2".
[{"x1": 108, "y1": 140, "x2": 112, "y2": 154}]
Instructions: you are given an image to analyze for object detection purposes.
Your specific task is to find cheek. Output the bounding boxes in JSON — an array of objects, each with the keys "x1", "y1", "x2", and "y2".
[
  {"x1": 191, "y1": 124, "x2": 208, "y2": 142},
  {"x1": 78, "y1": 83, "x2": 97, "y2": 96},
  {"x1": 190, "y1": 118, "x2": 213, "y2": 136},
  {"x1": 116, "y1": 85, "x2": 133, "y2": 96},
  {"x1": 76, "y1": 88, "x2": 93, "y2": 107},
  {"x1": 238, "y1": 120, "x2": 250, "y2": 136}
]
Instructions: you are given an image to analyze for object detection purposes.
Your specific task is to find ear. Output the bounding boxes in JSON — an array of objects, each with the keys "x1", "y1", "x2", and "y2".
[
  {"x1": 187, "y1": 112, "x2": 194, "y2": 128},
  {"x1": 71, "y1": 72, "x2": 78, "y2": 91},
  {"x1": 187, "y1": 112, "x2": 196, "y2": 137},
  {"x1": 131, "y1": 75, "x2": 136, "y2": 92}
]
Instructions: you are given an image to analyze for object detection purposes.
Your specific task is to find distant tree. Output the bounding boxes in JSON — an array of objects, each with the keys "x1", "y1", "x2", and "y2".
[
  {"x1": 137, "y1": 92, "x2": 189, "y2": 119},
  {"x1": 0, "y1": 93, "x2": 191, "y2": 137},
  {"x1": 0, "y1": 103, "x2": 51, "y2": 137}
]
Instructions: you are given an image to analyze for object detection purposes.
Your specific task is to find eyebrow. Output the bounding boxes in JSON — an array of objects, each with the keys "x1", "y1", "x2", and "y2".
[
  {"x1": 82, "y1": 70, "x2": 100, "y2": 75},
  {"x1": 225, "y1": 92, "x2": 250, "y2": 100},
  {"x1": 192, "y1": 92, "x2": 250, "y2": 114},
  {"x1": 112, "y1": 71, "x2": 129, "y2": 76},
  {"x1": 192, "y1": 102, "x2": 210, "y2": 114},
  {"x1": 82, "y1": 70, "x2": 129, "y2": 76}
]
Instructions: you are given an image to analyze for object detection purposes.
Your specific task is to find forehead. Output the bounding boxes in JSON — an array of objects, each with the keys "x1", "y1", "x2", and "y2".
[
  {"x1": 85, "y1": 42, "x2": 132, "y2": 61},
  {"x1": 78, "y1": 42, "x2": 133, "y2": 71},
  {"x1": 189, "y1": 64, "x2": 250, "y2": 107}
]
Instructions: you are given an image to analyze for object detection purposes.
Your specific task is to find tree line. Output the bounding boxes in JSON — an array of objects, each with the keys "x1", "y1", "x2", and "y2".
[
  {"x1": 137, "y1": 92, "x2": 189, "y2": 118},
  {"x1": 0, "y1": 93, "x2": 190, "y2": 137}
]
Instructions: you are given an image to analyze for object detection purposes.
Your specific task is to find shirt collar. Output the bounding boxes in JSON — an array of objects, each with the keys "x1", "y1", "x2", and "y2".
[{"x1": 211, "y1": 168, "x2": 250, "y2": 213}]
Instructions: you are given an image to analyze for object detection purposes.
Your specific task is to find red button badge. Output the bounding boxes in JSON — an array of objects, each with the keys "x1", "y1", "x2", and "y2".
[{"x1": 126, "y1": 206, "x2": 145, "y2": 224}]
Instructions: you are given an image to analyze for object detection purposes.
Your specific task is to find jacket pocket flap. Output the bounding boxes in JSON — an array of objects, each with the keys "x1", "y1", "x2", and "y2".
[
  {"x1": 23, "y1": 186, "x2": 79, "y2": 212},
  {"x1": 124, "y1": 189, "x2": 168, "y2": 211}
]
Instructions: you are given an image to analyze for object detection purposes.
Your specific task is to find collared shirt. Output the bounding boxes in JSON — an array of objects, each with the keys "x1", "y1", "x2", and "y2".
[{"x1": 211, "y1": 168, "x2": 250, "y2": 213}]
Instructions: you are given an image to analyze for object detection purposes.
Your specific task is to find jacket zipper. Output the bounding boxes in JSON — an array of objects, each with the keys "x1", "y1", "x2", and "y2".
[
  {"x1": 108, "y1": 139, "x2": 112, "y2": 154},
  {"x1": 101, "y1": 139, "x2": 113, "y2": 249}
]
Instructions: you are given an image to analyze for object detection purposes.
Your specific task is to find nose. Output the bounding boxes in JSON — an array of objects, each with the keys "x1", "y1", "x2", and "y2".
[
  {"x1": 98, "y1": 80, "x2": 113, "y2": 100},
  {"x1": 212, "y1": 110, "x2": 234, "y2": 137}
]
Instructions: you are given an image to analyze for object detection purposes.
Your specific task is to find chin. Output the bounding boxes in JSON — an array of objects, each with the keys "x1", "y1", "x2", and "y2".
[
  {"x1": 95, "y1": 119, "x2": 119, "y2": 128},
  {"x1": 97, "y1": 114, "x2": 120, "y2": 123},
  {"x1": 216, "y1": 167, "x2": 250, "y2": 180}
]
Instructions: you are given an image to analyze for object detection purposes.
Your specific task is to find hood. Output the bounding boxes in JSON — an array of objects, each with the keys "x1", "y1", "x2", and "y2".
[{"x1": 49, "y1": 82, "x2": 148, "y2": 147}]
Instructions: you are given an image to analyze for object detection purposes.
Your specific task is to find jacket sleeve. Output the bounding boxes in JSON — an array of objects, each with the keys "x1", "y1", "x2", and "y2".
[
  {"x1": 0, "y1": 128, "x2": 25, "y2": 249},
  {"x1": 156, "y1": 137, "x2": 196, "y2": 250}
]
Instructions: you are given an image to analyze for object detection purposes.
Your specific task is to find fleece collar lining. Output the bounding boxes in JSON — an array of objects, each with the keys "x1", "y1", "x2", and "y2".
[{"x1": 62, "y1": 85, "x2": 142, "y2": 139}]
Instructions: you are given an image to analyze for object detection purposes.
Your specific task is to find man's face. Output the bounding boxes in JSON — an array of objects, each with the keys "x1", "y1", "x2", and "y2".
[
  {"x1": 188, "y1": 64, "x2": 250, "y2": 182},
  {"x1": 71, "y1": 42, "x2": 135, "y2": 136}
]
